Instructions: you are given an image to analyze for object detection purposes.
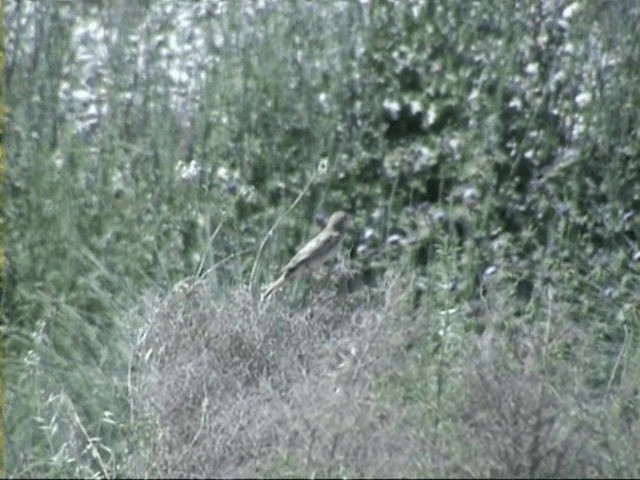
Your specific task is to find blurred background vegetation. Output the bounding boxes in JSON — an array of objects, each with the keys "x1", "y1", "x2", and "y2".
[{"x1": 3, "y1": 0, "x2": 640, "y2": 477}]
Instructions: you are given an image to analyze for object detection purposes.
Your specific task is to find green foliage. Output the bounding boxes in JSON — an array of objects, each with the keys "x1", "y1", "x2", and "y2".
[{"x1": 4, "y1": 0, "x2": 640, "y2": 477}]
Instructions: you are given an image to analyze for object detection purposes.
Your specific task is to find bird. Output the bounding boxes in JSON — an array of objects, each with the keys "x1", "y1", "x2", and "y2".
[{"x1": 261, "y1": 210, "x2": 351, "y2": 301}]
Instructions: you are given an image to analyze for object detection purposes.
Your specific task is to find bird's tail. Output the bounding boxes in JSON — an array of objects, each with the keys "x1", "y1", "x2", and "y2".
[{"x1": 261, "y1": 274, "x2": 286, "y2": 301}]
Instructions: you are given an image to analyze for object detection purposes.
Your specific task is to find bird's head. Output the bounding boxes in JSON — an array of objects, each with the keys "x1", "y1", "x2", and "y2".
[{"x1": 326, "y1": 210, "x2": 352, "y2": 233}]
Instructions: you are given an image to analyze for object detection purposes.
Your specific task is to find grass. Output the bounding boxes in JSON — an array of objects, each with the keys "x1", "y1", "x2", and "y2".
[{"x1": 3, "y1": 0, "x2": 640, "y2": 477}]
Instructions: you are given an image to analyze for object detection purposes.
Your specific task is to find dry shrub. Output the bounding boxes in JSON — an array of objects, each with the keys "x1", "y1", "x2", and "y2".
[
  {"x1": 126, "y1": 272, "x2": 428, "y2": 478},
  {"x1": 445, "y1": 308, "x2": 640, "y2": 479},
  {"x1": 125, "y1": 272, "x2": 639, "y2": 478}
]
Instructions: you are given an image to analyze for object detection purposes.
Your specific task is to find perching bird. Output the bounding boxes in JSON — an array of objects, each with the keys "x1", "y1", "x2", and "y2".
[{"x1": 261, "y1": 211, "x2": 351, "y2": 301}]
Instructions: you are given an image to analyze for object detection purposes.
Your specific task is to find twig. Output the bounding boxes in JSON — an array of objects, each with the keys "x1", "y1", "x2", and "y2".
[
  {"x1": 66, "y1": 392, "x2": 111, "y2": 479},
  {"x1": 605, "y1": 324, "x2": 629, "y2": 398},
  {"x1": 248, "y1": 172, "x2": 317, "y2": 294},
  {"x1": 196, "y1": 221, "x2": 224, "y2": 277}
]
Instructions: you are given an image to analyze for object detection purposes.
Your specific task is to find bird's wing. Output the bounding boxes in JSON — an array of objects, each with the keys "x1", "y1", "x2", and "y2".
[{"x1": 282, "y1": 230, "x2": 342, "y2": 277}]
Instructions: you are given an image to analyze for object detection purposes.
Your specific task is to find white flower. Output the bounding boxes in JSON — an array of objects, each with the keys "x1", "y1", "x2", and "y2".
[
  {"x1": 575, "y1": 91, "x2": 592, "y2": 108},
  {"x1": 562, "y1": 3, "x2": 581, "y2": 20},
  {"x1": 176, "y1": 160, "x2": 202, "y2": 185},
  {"x1": 525, "y1": 62, "x2": 539, "y2": 76},
  {"x1": 317, "y1": 158, "x2": 329, "y2": 176}
]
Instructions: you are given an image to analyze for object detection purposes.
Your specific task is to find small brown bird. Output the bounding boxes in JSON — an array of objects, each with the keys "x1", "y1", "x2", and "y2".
[{"x1": 262, "y1": 211, "x2": 351, "y2": 301}]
